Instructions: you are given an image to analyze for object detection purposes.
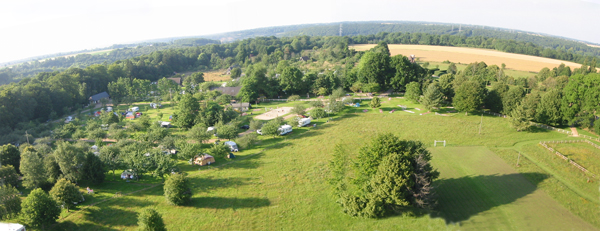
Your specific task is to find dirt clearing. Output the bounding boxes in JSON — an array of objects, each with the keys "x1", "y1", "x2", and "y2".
[{"x1": 254, "y1": 107, "x2": 293, "y2": 120}]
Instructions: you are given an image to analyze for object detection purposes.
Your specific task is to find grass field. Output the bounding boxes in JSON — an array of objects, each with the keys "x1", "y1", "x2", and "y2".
[
  {"x1": 430, "y1": 146, "x2": 595, "y2": 230},
  {"x1": 40, "y1": 96, "x2": 600, "y2": 230},
  {"x1": 350, "y1": 44, "x2": 585, "y2": 72},
  {"x1": 547, "y1": 142, "x2": 600, "y2": 175}
]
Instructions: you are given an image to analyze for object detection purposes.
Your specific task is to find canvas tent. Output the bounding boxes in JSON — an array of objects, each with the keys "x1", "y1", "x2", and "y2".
[{"x1": 193, "y1": 154, "x2": 215, "y2": 166}]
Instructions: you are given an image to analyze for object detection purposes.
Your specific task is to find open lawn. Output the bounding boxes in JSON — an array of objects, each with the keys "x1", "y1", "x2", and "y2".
[
  {"x1": 430, "y1": 146, "x2": 595, "y2": 230},
  {"x1": 41, "y1": 96, "x2": 600, "y2": 230},
  {"x1": 350, "y1": 44, "x2": 586, "y2": 72}
]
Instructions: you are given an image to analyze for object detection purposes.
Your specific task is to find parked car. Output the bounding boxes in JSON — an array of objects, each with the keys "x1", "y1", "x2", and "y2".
[{"x1": 240, "y1": 125, "x2": 250, "y2": 129}]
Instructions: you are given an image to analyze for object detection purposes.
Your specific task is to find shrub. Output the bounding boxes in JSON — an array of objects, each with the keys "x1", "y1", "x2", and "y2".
[
  {"x1": 287, "y1": 95, "x2": 301, "y2": 101},
  {"x1": 137, "y1": 208, "x2": 166, "y2": 231},
  {"x1": 21, "y1": 188, "x2": 61, "y2": 230},
  {"x1": 49, "y1": 178, "x2": 81, "y2": 212},
  {"x1": 235, "y1": 133, "x2": 258, "y2": 149},
  {"x1": 164, "y1": 173, "x2": 191, "y2": 205}
]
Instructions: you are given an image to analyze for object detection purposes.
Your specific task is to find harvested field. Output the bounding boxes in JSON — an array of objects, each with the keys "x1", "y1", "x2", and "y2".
[
  {"x1": 179, "y1": 70, "x2": 232, "y2": 82},
  {"x1": 350, "y1": 44, "x2": 586, "y2": 72}
]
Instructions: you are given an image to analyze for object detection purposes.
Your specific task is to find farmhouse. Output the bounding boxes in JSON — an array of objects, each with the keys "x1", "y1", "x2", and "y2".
[
  {"x1": 89, "y1": 92, "x2": 109, "y2": 104},
  {"x1": 167, "y1": 77, "x2": 182, "y2": 86},
  {"x1": 226, "y1": 64, "x2": 240, "y2": 75},
  {"x1": 230, "y1": 102, "x2": 250, "y2": 112},
  {"x1": 212, "y1": 86, "x2": 241, "y2": 96},
  {"x1": 193, "y1": 154, "x2": 215, "y2": 166}
]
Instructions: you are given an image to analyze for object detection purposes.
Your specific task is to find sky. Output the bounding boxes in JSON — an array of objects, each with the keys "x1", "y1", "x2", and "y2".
[{"x1": 1, "y1": 0, "x2": 599, "y2": 64}]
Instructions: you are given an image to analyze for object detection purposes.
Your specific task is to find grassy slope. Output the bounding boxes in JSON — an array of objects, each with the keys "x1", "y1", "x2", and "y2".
[{"x1": 50, "y1": 97, "x2": 598, "y2": 230}]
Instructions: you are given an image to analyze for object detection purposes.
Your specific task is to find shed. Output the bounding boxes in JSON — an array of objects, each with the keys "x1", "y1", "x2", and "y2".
[
  {"x1": 193, "y1": 154, "x2": 215, "y2": 166},
  {"x1": 167, "y1": 77, "x2": 182, "y2": 86},
  {"x1": 230, "y1": 102, "x2": 250, "y2": 112},
  {"x1": 89, "y1": 92, "x2": 110, "y2": 104},
  {"x1": 212, "y1": 86, "x2": 242, "y2": 96},
  {"x1": 300, "y1": 56, "x2": 310, "y2": 62}
]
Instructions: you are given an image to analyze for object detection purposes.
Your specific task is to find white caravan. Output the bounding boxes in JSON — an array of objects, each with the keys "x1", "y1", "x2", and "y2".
[
  {"x1": 278, "y1": 124, "x2": 293, "y2": 135},
  {"x1": 298, "y1": 118, "x2": 311, "y2": 127},
  {"x1": 224, "y1": 141, "x2": 239, "y2": 152}
]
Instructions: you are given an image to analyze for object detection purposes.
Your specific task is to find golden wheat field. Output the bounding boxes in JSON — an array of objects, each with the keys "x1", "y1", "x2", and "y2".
[{"x1": 350, "y1": 44, "x2": 585, "y2": 72}]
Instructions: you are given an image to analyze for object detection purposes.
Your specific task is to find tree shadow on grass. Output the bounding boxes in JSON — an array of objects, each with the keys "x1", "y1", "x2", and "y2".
[
  {"x1": 52, "y1": 221, "x2": 120, "y2": 231},
  {"x1": 77, "y1": 196, "x2": 156, "y2": 228},
  {"x1": 190, "y1": 196, "x2": 271, "y2": 209},
  {"x1": 217, "y1": 152, "x2": 264, "y2": 170},
  {"x1": 430, "y1": 172, "x2": 548, "y2": 224},
  {"x1": 188, "y1": 176, "x2": 255, "y2": 194}
]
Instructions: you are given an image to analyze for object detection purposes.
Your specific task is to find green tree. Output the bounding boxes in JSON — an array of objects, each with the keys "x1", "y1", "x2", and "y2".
[
  {"x1": 0, "y1": 165, "x2": 19, "y2": 187},
  {"x1": 453, "y1": 81, "x2": 485, "y2": 115},
  {"x1": 54, "y1": 141, "x2": 87, "y2": 183},
  {"x1": 137, "y1": 208, "x2": 166, "y2": 231},
  {"x1": 187, "y1": 124, "x2": 211, "y2": 144},
  {"x1": 82, "y1": 152, "x2": 105, "y2": 184},
  {"x1": 502, "y1": 86, "x2": 525, "y2": 115},
  {"x1": 421, "y1": 82, "x2": 443, "y2": 110},
  {"x1": 280, "y1": 67, "x2": 304, "y2": 94},
  {"x1": 208, "y1": 143, "x2": 230, "y2": 158},
  {"x1": 249, "y1": 120, "x2": 263, "y2": 131},
  {"x1": 261, "y1": 119, "x2": 281, "y2": 137},
  {"x1": 537, "y1": 89, "x2": 563, "y2": 126},
  {"x1": 404, "y1": 82, "x2": 421, "y2": 103},
  {"x1": 0, "y1": 185, "x2": 21, "y2": 219},
  {"x1": 44, "y1": 153, "x2": 61, "y2": 184},
  {"x1": 291, "y1": 104, "x2": 307, "y2": 116},
  {"x1": 358, "y1": 52, "x2": 391, "y2": 88},
  {"x1": 100, "y1": 111, "x2": 119, "y2": 125},
  {"x1": 164, "y1": 173, "x2": 191, "y2": 205},
  {"x1": 216, "y1": 124, "x2": 238, "y2": 140},
  {"x1": 510, "y1": 104, "x2": 530, "y2": 131},
  {"x1": 99, "y1": 145, "x2": 122, "y2": 179},
  {"x1": 215, "y1": 94, "x2": 233, "y2": 105},
  {"x1": 172, "y1": 94, "x2": 199, "y2": 129},
  {"x1": 389, "y1": 55, "x2": 427, "y2": 90},
  {"x1": 183, "y1": 72, "x2": 205, "y2": 90},
  {"x1": 150, "y1": 151, "x2": 176, "y2": 181},
  {"x1": 309, "y1": 108, "x2": 326, "y2": 120},
  {"x1": 287, "y1": 95, "x2": 301, "y2": 102},
  {"x1": 230, "y1": 67, "x2": 242, "y2": 79},
  {"x1": 21, "y1": 188, "x2": 61, "y2": 230},
  {"x1": 20, "y1": 147, "x2": 47, "y2": 189},
  {"x1": 369, "y1": 97, "x2": 381, "y2": 108},
  {"x1": 0, "y1": 144, "x2": 20, "y2": 173},
  {"x1": 49, "y1": 178, "x2": 80, "y2": 212},
  {"x1": 438, "y1": 74, "x2": 454, "y2": 100},
  {"x1": 330, "y1": 134, "x2": 438, "y2": 218}
]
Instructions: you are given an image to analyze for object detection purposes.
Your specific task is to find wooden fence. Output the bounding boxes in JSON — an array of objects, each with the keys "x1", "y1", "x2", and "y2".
[{"x1": 539, "y1": 140, "x2": 597, "y2": 178}]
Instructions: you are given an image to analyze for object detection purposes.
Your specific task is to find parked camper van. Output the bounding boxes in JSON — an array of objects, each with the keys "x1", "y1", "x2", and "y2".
[
  {"x1": 224, "y1": 141, "x2": 239, "y2": 152},
  {"x1": 298, "y1": 118, "x2": 311, "y2": 127},
  {"x1": 129, "y1": 106, "x2": 139, "y2": 112},
  {"x1": 65, "y1": 116, "x2": 73, "y2": 123},
  {"x1": 278, "y1": 124, "x2": 293, "y2": 135},
  {"x1": 106, "y1": 107, "x2": 113, "y2": 112}
]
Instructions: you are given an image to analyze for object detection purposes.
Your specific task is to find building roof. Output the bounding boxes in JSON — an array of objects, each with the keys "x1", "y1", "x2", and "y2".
[
  {"x1": 212, "y1": 86, "x2": 242, "y2": 96},
  {"x1": 230, "y1": 102, "x2": 250, "y2": 108},
  {"x1": 300, "y1": 56, "x2": 309, "y2": 61},
  {"x1": 89, "y1": 92, "x2": 109, "y2": 101},
  {"x1": 167, "y1": 77, "x2": 181, "y2": 85}
]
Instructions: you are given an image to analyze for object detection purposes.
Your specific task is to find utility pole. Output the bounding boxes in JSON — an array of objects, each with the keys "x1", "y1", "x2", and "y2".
[
  {"x1": 459, "y1": 25, "x2": 461, "y2": 33},
  {"x1": 516, "y1": 152, "x2": 521, "y2": 167},
  {"x1": 25, "y1": 130, "x2": 30, "y2": 144},
  {"x1": 479, "y1": 113, "x2": 483, "y2": 135},
  {"x1": 339, "y1": 24, "x2": 342, "y2": 36}
]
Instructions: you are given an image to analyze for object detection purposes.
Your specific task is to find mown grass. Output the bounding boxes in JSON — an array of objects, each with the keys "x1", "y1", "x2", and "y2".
[{"x1": 42, "y1": 97, "x2": 598, "y2": 230}]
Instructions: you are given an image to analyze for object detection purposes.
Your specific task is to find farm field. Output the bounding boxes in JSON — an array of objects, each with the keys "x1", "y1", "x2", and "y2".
[
  {"x1": 350, "y1": 44, "x2": 585, "y2": 72},
  {"x1": 179, "y1": 69, "x2": 232, "y2": 82},
  {"x1": 45, "y1": 96, "x2": 600, "y2": 230}
]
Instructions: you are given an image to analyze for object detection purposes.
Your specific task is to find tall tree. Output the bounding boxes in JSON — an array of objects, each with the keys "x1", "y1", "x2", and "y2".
[
  {"x1": 357, "y1": 52, "x2": 391, "y2": 89},
  {"x1": 164, "y1": 173, "x2": 192, "y2": 205},
  {"x1": 20, "y1": 147, "x2": 47, "y2": 189},
  {"x1": 49, "y1": 178, "x2": 80, "y2": 212},
  {"x1": 453, "y1": 81, "x2": 485, "y2": 115},
  {"x1": 279, "y1": 67, "x2": 304, "y2": 94},
  {"x1": 0, "y1": 185, "x2": 21, "y2": 220},
  {"x1": 501, "y1": 86, "x2": 525, "y2": 115},
  {"x1": 421, "y1": 82, "x2": 443, "y2": 110},
  {"x1": 21, "y1": 188, "x2": 61, "y2": 230},
  {"x1": 404, "y1": 82, "x2": 421, "y2": 103},
  {"x1": 510, "y1": 104, "x2": 530, "y2": 131},
  {"x1": 0, "y1": 144, "x2": 20, "y2": 173},
  {"x1": 54, "y1": 141, "x2": 87, "y2": 183},
  {"x1": 172, "y1": 94, "x2": 199, "y2": 129}
]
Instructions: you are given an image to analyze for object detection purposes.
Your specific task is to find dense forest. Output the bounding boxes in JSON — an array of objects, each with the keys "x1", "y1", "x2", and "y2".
[{"x1": 0, "y1": 38, "x2": 220, "y2": 84}]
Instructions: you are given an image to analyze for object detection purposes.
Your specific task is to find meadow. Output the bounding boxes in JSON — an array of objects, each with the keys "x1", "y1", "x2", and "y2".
[
  {"x1": 42, "y1": 96, "x2": 600, "y2": 230},
  {"x1": 350, "y1": 44, "x2": 584, "y2": 72}
]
